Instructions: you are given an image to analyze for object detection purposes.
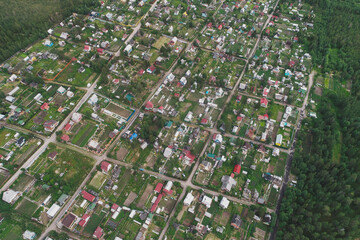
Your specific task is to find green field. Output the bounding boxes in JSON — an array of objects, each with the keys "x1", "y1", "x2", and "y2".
[
  {"x1": 72, "y1": 122, "x2": 98, "y2": 147},
  {"x1": 89, "y1": 171, "x2": 107, "y2": 189},
  {"x1": 16, "y1": 199, "x2": 38, "y2": 218}
]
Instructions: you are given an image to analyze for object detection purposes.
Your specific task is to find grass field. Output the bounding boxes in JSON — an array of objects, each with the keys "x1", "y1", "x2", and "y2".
[
  {"x1": 105, "y1": 103, "x2": 133, "y2": 119},
  {"x1": 1, "y1": 225, "x2": 23, "y2": 240},
  {"x1": 89, "y1": 171, "x2": 107, "y2": 189},
  {"x1": 16, "y1": 199, "x2": 38, "y2": 218},
  {"x1": 84, "y1": 212, "x2": 105, "y2": 235},
  {"x1": 72, "y1": 122, "x2": 97, "y2": 147},
  {"x1": 11, "y1": 174, "x2": 34, "y2": 192}
]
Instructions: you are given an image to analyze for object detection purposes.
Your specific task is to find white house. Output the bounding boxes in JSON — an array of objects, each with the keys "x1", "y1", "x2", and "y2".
[
  {"x1": 2, "y1": 189, "x2": 21, "y2": 204},
  {"x1": 220, "y1": 197, "x2": 230, "y2": 209},
  {"x1": 23, "y1": 230, "x2": 36, "y2": 240},
  {"x1": 47, "y1": 203, "x2": 61, "y2": 218},
  {"x1": 201, "y1": 195, "x2": 212, "y2": 208},
  {"x1": 184, "y1": 192, "x2": 194, "y2": 206},
  {"x1": 88, "y1": 94, "x2": 98, "y2": 105}
]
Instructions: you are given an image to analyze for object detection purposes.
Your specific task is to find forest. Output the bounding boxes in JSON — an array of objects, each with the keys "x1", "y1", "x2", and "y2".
[
  {"x1": 276, "y1": 0, "x2": 360, "y2": 239},
  {"x1": 0, "y1": 0, "x2": 99, "y2": 63}
]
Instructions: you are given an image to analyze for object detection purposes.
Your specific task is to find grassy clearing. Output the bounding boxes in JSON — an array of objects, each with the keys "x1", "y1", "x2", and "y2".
[
  {"x1": 89, "y1": 171, "x2": 107, "y2": 189},
  {"x1": 16, "y1": 199, "x2": 38, "y2": 218}
]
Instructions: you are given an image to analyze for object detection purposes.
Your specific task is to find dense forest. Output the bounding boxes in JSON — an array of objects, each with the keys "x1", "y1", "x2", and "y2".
[
  {"x1": 276, "y1": 0, "x2": 360, "y2": 239},
  {"x1": 0, "y1": 0, "x2": 99, "y2": 62}
]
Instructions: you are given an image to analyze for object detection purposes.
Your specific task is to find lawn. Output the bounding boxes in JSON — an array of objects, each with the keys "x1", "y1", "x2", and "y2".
[
  {"x1": 84, "y1": 212, "x2": 105, "y2": 235},
  {"x1": 16, "y1": 199, "x2": 38, "y2": 218},
  {"x1": 72, "y1": 122, "x2": 97, "y2": 147},
  {"x1": 89, "y1": 171, "x2": 107, "y2": 190}
]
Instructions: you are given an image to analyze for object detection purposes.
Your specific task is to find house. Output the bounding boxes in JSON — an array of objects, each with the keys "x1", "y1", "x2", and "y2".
[
  {"x1": 60, "y1": 32, "x2": 69, "y2": 39},
  {"x1": 16, "y1": 136, "x2": 25, "y2": 147},
  {"x1": 201, "y1": 195, "x2": 212, "y2": 208},
  {"x1": 221, "y1": 175, "x2": 237, "y2": 192},
  {"x1": 124, "y1": 44, "x2": 132, "y2": 54},
  {"x1": 97, "y1": 48, "x2": 104, "y2": 54},
  {"x1": 57, "y1": 194, "x2": 68, "y2": 206},
  {"x1": 84, "y1": 45, "x2": 91, "y2": 52},
  {"x1": 111, "y1": 203, "x2": 119, "y2": 212},
  {"x1": 276, "y1": 134, "x2": 283, "y2": 146},
  {"x1": 79, "y1": 214, "x2": 90, "y2": 227},
  {"x1": 145, "y1": 101, "x2": 154, "y2": 110},
  {"x1": 154, "y1": 182, "x2": 163, "y2": 193},
  {"x1": 200, "y1": 161, "x2": 212, "y2": 171},
  {"x1": 43, "y1": 120, "x2": 58, "y2": 132},
  {"x1": 201, "y1": 118, "x2": 208, "y2": 125},
  {"x1": 9, "y1": 74, "x2": 17, "y2": 82},
  {"x1": 48, "y1": 151, "x2": 58, "y2": 160},
  {"x1": 163, "y1": 146, "x2": 173, "y2": 158},
  {"x1": 88, "y1": 94, "x2": 98, "y2": 105},
  {"x1": 47, "y1": 203, "x2": 61, "y2": 218},
  {"x1": 40, "y1": 102, "x2": 50, "y2": 110},
  {"x1": 57, "y1": 86, "x2": 66, "y2": 95},
  {"x1": 164, "y1": 181, "x2": 173, "y2": 194},
  {"x1": 81, "y1": 190, "x2": 95, "y2": 202},
  {"x1": 150, "y1": 193, "x2": 163, "y2": 213},
  {"x1": 5, "y1": 96, "x2": 15, "y2": 103},
  {"x1": 231, "y1": 214, "x2": 242, "y2": 229},
  {"x1": 184, "y1": 192, "x2": 194, "y2": 206},
  {"x1": 101, "y1": 161, "x2": 112, "y2": 173},
  {"x1": 212, "y1": 133, "x2": 223, "y2": 143},
  {"x1": 2, "y1": 189, "x2": 21, "y2": 204},
  {"x1": 71, "y1": 112, "x2": 82, "y2": 123},
  {"x1": 63, "y1": 122, "x2": 72, "y2": 132},
  {"x1": 88, "y1": 140, "x2": 100, "y2": 149},
  {"x1": 62, "y1": 213, "x2": 76, "y2": 229},
  {"x1": 23, "y1": 230, "x2": 36, "y2": 240},
  {"x1": 260, "y1": 98, "x2": 268, "y2": 108},
  {"x1": 220, "y1": 197, "x2": 230, "y2": 209},
  {"x1": 147, "y1": 65, "x2": 156, "y2": 74},
  {"x1": 233, "y1": 164, "x2": 241, "y2": 174},
  {"x1": 183, "y1": 150, "x2": 195, "y2": 165},
  {"x1": 61, "y1": 134, "x2": 70, "y2": 142}
]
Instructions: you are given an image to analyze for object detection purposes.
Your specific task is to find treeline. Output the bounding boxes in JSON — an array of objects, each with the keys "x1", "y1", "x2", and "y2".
[
  {"x1": 0, "y1": 0, "x2": 99, "y2": 62},
  {"x1": 277, "y1": 93, "x2": 360, "y2": 239},
  {"x1": 277, "y1": 0, "x2": 360, "y2": 239},
  {"x1": 300, "y1": 0, "x2": 360, "y2": 98}
]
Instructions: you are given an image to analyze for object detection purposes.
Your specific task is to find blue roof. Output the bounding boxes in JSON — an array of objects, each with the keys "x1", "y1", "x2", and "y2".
[{"x1": 129, "y1": 133, "x2": 138, "y2": 140}]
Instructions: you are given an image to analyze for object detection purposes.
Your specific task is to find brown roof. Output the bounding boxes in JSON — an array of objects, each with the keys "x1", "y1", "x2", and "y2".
[{"x1": 62, "y1": 213, "x2": 76, "y2": 228}]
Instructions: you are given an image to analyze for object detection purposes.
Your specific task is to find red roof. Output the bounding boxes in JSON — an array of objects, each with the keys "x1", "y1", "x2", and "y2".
[
  {"x1": 289, "y1": 60, "x2": 295, "y2": 67},
  {"x1": 93, "y1": 226, "x2": 103, "y2": 239},
  {"x1": 84, "y1": 45, "x2": 90, "y2": 51},
  {"x1": 145, "y1": 101, "x2": 154, "y2": 110},
  {"x1": 201, "y1": 118, "x2": 208, "y2": 124},
  {"x1": 174, "y1": 93, "x2": 180, "y2": 97},
  {"x1": 97, "y1": 48, "x2": 104, "y2": 54},
  {"x1": 79, "y1": 214, "x2": 90, "y2": 227},
  {"x1": 150, "y1": 193, "x2": 163, "y2": 212},
  {"x1": 159, "y1": 106, "x2": 164, "y2": 110},
  {"x1": 260, "y1": 98, "x2": 268, "y2": 107},
  {"x1": 233, "y1": 164, "x2": 241, "y2": 174},
  {"x1": 101, "y1": 161, "x2": 111, "y2": 172},
  {"x1": 61, "y1": 134, "x2": 70, "y2": 142},
  {"x1": 138, "y1": 69, "x2": 145, "y2": 75},
  {"x1": 218, "y1": 24, "x2": 223, "y2": 30},
  {"x1": 185, "y1": 151, "x2": 195, "y2": 163},
  {"x1": 113, "y1": 79, "x2": 119, "y2": 84},
  {"x1": 237, "y1": 116, "x2": 243, "y2": 121},
  {"x1": 40, "y1": 102, "x2": 49, "y2": 110},
  {"x1": 154, "y1": 183, "x2": 163, "y2": 193},
  {"x1": 264, "y1": 113, "x2": 269, "y2": 119},
  {"x1": 82, "y1": 190, "x2": 95, "y2": 202},
  {"x1": 64, "y1": 123, "x2": 72, "y2": 131},
  {"x1": 230, "y1": 173, "x2": 235, "y2": 178},
  {"x1": 149, "y1": 65, "x2": 156, "y2": 72},
  {"x1": 111, "y1": 203, "x2": 119, "y2": 211}
]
